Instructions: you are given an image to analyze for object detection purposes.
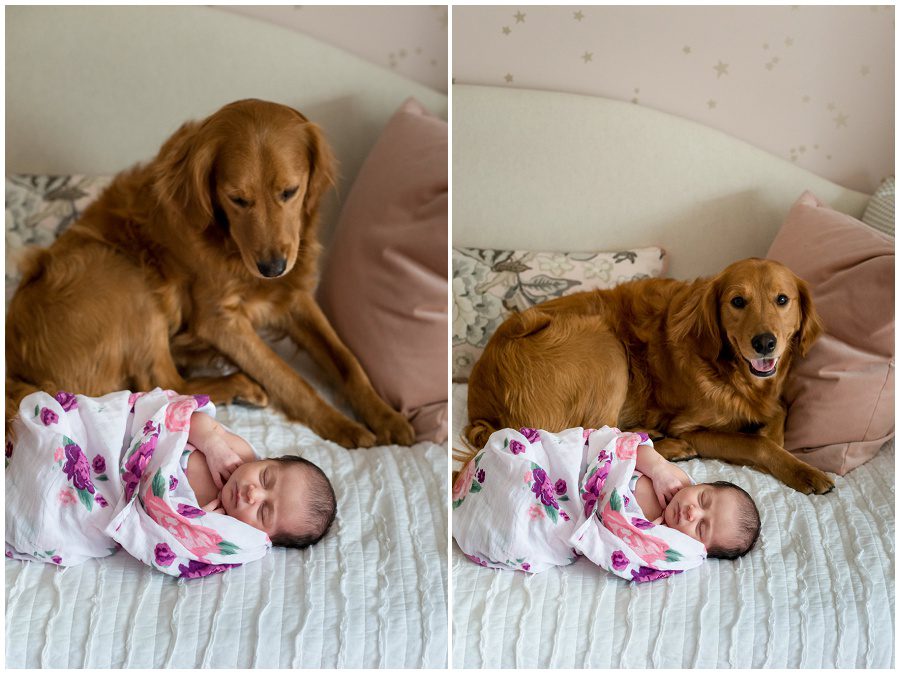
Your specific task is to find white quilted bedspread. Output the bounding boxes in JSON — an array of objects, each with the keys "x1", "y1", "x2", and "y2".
[
  {"x1": 4, "y1": 353, "x2": 448, "y2": 668},
  {"x1": 451, "y1": 384, "x2": 894, "y2": 668}
]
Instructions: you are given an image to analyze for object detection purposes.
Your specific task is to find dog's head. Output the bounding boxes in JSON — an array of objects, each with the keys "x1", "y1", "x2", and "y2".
[
  {"x1": 671, "y1": 258, "x2": 822, "y2": 379},
  {"x1": 153, "y1": 98, "x2": 336, "y2": 279}
]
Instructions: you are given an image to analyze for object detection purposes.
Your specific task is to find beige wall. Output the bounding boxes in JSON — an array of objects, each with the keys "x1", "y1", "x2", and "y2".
[
  {"x1": 453, "y1": 5, "x2": 894, "y2": 194},
  {"x1": 216, "y1": 6, "x2": 448, "y2": 94}
]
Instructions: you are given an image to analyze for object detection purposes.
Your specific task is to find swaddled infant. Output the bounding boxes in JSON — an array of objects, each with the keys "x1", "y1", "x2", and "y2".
[
  {"x1": 452, "y1": 426, "x2": 760, "y2": 581},
  {"x1": 6, "y1": 388, "x2": 336, "y2": 578}
]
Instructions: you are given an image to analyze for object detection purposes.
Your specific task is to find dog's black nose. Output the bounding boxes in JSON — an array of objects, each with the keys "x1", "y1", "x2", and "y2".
[
  {"x1": 256, "y1": 258, "x2": 287, "y2": 278},
  {"x1": 751, "y1": 332, "x2": 777, "y2": 355}
]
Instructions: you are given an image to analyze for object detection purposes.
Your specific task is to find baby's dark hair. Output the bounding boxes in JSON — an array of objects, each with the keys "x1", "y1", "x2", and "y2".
[
  {"x1": 269, "y1": 455, "x2": 336, "y2": 549},
  {"x1": 705, "y1": 480, "x2": 761, "y2": 560}
]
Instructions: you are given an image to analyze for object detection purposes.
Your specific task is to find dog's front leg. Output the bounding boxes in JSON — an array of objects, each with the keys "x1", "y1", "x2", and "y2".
[
  {"x1": 285, "y1": 294, "x2": 416, "y2": 446},
  {"x1": 195, "y1": 312, "x2": 376, "y2": 449},
  {"x1": 680, "y1": 429, "x2": 835, "y2": 495}
]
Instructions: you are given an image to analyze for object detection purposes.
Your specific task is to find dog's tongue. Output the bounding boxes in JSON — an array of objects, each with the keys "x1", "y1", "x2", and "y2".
[{"x1": 751, "y1": 358, "x2": 777, "y2": 372}]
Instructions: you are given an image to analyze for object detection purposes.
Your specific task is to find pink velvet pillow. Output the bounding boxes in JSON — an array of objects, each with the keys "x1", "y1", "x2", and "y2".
[
  {"x1": 767, "y1": 191, "x2": 894, "y2": 475},
  {"x1": 317, "y1": 98, "x2": 448, "y2": 443}
]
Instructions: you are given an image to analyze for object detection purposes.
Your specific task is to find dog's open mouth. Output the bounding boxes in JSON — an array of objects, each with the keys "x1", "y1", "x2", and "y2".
[{"x1": 746, "y1": 357, "x2": 779, "y2": 378}]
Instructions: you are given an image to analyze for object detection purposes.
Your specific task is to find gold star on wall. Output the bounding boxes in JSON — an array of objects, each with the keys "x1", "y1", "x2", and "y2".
[
  {"x1": 713, "y1": 60, "x2": 730, "y2": 78},
  {"x1": 834, "y1": 113, "x2": 849, "y2": 128},
  {"x1": 573, "y1": 10, "x2": 584, "y2": 21},
  {"x1": 514, "y1": 10, "x2": 526, "y2": 23},
  {"x1": 502, "y1": 26, "x2": 511, "y2": 36},
  {"x1": 682, "y1": 45, "x2": 691, "y2": 55},
  {"x1": 582, "y1": 51, "x2": 593, "y2": 63},
  {"x1": 504, "y1": 73, "x2": 514, "y2": 84}
]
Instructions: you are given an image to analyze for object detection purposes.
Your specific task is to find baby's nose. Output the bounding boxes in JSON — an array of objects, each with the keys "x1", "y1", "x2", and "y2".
[
  {"x1": 684, "y1": 504, "x2": 695, "y2": 521},
  {"x1": 245, "y1": 484, "x2": 257, "y2": 504}
]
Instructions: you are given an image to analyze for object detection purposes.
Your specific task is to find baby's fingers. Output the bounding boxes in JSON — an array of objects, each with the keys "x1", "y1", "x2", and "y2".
[
  {"x1": 202, "y1": 498, "x2": 221, "y2": 512},
  {"x1": 211, "y1": 471, "x2": 224, "y2": 490}
]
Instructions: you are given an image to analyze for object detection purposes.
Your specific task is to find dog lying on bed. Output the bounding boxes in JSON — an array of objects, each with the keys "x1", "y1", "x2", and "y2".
[
  {"x1": 6, "y1": 99, "x2": 414, "y2": 449},
  {"x1": 465, "y1": 258, "x2": 834, "y2": 494}
]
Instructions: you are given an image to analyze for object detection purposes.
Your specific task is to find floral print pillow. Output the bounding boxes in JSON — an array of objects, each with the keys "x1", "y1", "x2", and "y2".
[
  {"x1": 452, "y1": 246, "x2": 667, "y2": 380},
  {"x1": 6, "y1": 175, "x2": 112, "y2": 306}
]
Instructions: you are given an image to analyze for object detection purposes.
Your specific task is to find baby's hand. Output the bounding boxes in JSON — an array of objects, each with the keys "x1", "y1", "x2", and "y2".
[
  {"x1": 205, "y1": 448, "x2": 243, "y2": 490},
  {"x1": 202, "y1": 497, "x2": 226, "y2": 514},
  {"x1": 651, "y1": 462, "x2": 692, "y2": 508}
]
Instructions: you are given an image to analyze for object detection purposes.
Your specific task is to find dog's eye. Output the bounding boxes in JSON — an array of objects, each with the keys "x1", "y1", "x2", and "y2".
[
  {"x1": 776, "y1": 294, "x2": 789, "y2": 306},
  {"x1": 730, "y1": 296, "x2": 746, "y2": 309},
  {"x1": 280, "y1": 187, "x2": 299, "y2": 202},
  {"x1": 229, "y1": 195, "x2": 250, "y2": 208}
]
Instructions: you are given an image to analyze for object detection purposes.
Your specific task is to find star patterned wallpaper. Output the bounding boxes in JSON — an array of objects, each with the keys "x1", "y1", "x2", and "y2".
[
  {"x1": 216, "y1": 6, "x2": 448, "y2": 93},
  {"x1": 452, "y1": 5, "x2": 894, "y2": 194}
]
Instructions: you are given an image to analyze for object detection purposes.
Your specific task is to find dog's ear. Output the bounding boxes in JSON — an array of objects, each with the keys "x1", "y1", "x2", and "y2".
[
  {"x1": 794, "y1": 276, "x2": 823, "y2": 357},
  {"x1": 669, "y1": 277, "x2": 722, "y2": 361},
  {"x1": 299, "y1": 121, "x2": 338, "y2": 222},
  {"x1": 152, "y1": 120, "x2": 218, "y2": 229}
]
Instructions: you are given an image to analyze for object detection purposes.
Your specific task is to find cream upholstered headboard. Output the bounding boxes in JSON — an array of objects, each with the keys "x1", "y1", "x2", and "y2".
[
  {"x1": 452, "y1": 84, "x2": 870, "y2": 280},
  {"x1": 5, "y1": 6, "x2": 447, "y2": 247}
]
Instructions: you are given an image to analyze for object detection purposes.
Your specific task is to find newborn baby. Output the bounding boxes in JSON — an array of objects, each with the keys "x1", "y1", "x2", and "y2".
[
  {"x1": 6, "y1": 388, "x2": 336, "y2": 578},
  {"x1": 453, "y1": 426, "x2": 760, "y2": 581}
]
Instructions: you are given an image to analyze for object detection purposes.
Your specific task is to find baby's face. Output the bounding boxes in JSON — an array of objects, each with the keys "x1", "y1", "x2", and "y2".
[
  {"x1": 220, "y1": 459, "x2": 308, "y2": 538},
  {"x1": 662, "y1": 484, "x2": 743, "y2": 551}
]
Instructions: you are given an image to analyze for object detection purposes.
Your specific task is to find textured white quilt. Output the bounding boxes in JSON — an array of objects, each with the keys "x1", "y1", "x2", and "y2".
[{"x1": 451, "y1": 384, "x2": 894, "y2": 668}]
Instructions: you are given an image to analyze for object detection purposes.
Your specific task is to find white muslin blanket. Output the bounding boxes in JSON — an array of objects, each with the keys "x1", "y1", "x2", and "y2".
[
  {"x1": 452, "y1": 426, "x2": 707, "y2": 582},
  {"x1": 6, "y1": 388, "x2": 271, "y2": 579}
]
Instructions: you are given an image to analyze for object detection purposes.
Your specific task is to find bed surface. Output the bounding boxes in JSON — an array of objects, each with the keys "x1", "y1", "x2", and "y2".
[{"x1": 451, "y1": 384, "x2": 894, "y2": 668}]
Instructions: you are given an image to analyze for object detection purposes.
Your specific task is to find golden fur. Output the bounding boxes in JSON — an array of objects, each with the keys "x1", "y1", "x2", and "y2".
[
  {"x1": 6, "y1": 99, "x2": 414, "y2": 448},
  {"x1": 465, "y1": 258, "x2": 834, "y2": 494}
]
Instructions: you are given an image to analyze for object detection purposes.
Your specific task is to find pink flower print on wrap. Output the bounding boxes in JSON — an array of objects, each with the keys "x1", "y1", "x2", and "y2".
[
  {"x1": 528, "y1": 504, "x2": 545, "y2": 520},
  {"x1": 40, "y1": 408, "x2": 58, "y2": 426},
  {"x1": 165, "y1": 398, "x2": 197, "y2": 432},
  {"x1": 464, "y1": 553, "x2": 489, "y2": 567},
  {"x1": 519, "y1": 427, "x2": 541, "y2": 444},
  {"x1": 602, "y1": 503, "x2": 670, "y2": 565},
  {"x1": 614, "y1": 433, "x2": 640, "y2": 460},
  {"x1": 53, "y1": 446, "x2": 63, "y2": 462},
  {"x1": 54, "y1": 391, "x2": 78, "y2": 412},
  {"x1": 144, "y1": 490, "x2": 223, "y2": 559},
  {"x1": 583, "y1": 428, "x2": 595, "y2": 439},
  {"x1": 58, "y1": 488, "x2": 77, "y2": 505},
  {"x1": 452, "y1": 459, "x2": 478, "y2": 502}
]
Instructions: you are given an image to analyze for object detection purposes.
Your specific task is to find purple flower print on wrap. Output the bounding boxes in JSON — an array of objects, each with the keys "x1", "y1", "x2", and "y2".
[
  {"x1": 143, "y1": 420, "x2": 157, "y2": 435},
  {"x1": 464, "y1": 553, "x2": 488, "y2": 567},
  {"x1": 475, "y1": 468, "x2": 485, "y2": 484},
  {"x1": 63, "y1": 444, "x2": 95, "y2": 494},
  {"x1": 178, "y1": 559, "x2": 240, "y2": 579},
  {"x1": 582, "y1": 461, "x2": 611, "y2": 516},
  {"x1": 51, "y1": 555, "x2": 62, "y2": 565},
  {"x1": 54, "y1": 391, "x2": 78, "y2": 412},
  {"x1": 519, "y1": 427, "x2": 541, "y2": 444},
  {"x1": 631, "y1": 517, "x2": 654, "y2": 530},
  {"x1": 509, "y1": 440, "x2": 526, "y2": 455},
  {"x1": 5, "y1": 441, "x2": 12, "y2": 459},
  {"x1": 555, "y1": 479, "x2": 567, "y2": 496},
  {"x1": 631, "y1": 566, "x2": 681, "y2": 583},
  {"x1": 522, "y1": 562, "x2": 531, "y2": 571},
  {"x1": 176, "y1": 503, "x2": 206, "y2": 519},
  {"x1": 637, "y1": 432, "x2": 649, "y2": 442},
  {"x1": 155, "y1": 543, "x2": 176, "y2": 567},
  {"x1": 596, "y1": 450, "x2": 608, "y2": 463},
  {"x1": 122, "y1": 435, "x2": 157, "y2": 501},
  {"x1": 92, "y1": 455, "x2": 106, "y2": 474},
  {"x1": 95, "y1": 494, "x2": 109, "y2": 508},
  {"x1": 40, "y1": 408, "x2": 58, "y2": 426},
  {"x1": 530, "y1": 468, "x2": 559, "y2": 509},
  {"x1": 611, "y1": 550, "x2": 629, "y2": 571},
  {"x1": 193, "y1": 394, "x2": 210, "y2": 408},
  {"x1": 169, "y1": 475, "x2": 178, "y2": 491},
  {"x1": 5, "y1": 550, "x2": 12, "y2": 559}
]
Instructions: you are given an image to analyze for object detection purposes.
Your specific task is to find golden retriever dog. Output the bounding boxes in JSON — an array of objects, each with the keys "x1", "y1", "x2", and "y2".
[
  {"x1": 465, "y1": 258, "x2": 834, "y2": 494},
  {"x1": 6, "y1": 99, "x2": 414, "y2": 448}
]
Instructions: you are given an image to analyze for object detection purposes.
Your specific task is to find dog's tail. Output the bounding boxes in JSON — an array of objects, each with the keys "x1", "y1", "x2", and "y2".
[
  {"x1": 5, "y1": 376, "x2": 40, "y2": 443},
  {"x1": 494, "y1": 309, "x2": 552, "y2": 341}
]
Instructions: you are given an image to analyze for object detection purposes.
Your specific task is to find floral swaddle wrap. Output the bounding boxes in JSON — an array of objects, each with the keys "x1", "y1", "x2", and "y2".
[
  {"x1": 6, "y1": 388, "x2": 271, "y2": 579},
  {"x1": 452, "y1": 426, "x2": 706, "y2": 582}
]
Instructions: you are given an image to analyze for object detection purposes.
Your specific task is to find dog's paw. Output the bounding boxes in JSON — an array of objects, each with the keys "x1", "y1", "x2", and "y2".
[
  {"x1": 373, "y1": 410, "x2": 416, "y2": 446},
  {"x1": 318, "y1": 415, "x2": 376, "y2": 449},
  {"x1": 228, "y1": 373, "x2": 269, "y2": 407},
  {"x1": 786, "y1": 466, "x2": 835, "y2": 495},
  {"x1": 654, "y1": 437, "x2": 698, "y2": 462}
]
